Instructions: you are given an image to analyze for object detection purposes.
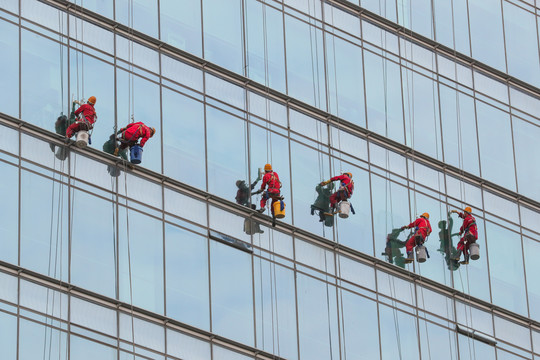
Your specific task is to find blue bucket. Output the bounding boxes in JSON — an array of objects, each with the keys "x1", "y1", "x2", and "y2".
[{"x1": 130, "y1": 144, "x2": 143, "y2": 164}]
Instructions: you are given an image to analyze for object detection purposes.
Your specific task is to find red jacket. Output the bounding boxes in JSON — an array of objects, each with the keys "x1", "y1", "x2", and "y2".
[
  {"x1": 458, "y1": 212, "x2": 478, "y2": 239},
  {"x1": 120, "y1": 122, "x2": 152, "y2": 147},
  {"x1": 406, "y1": 217, "x2": 432, "y2": 238},
  {"x1": 331, "y1": 174, "x2": 354, "y2": 196},
  {"x1": 74, "y1": 103, "x2": 96, "y2": 125},
  {"x1": 260, "y1": 171, "x2": 281, "y2": 194}
]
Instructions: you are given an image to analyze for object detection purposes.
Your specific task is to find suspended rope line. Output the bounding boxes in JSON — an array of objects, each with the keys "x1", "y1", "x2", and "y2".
[
  {"x1": 323, "y1": 252, "x2": 334, "y2": 360},
  {"x1": 270, "y1": 229, "x2": 281, "y2": 357},
  {"x1": 388, "y1": 275, "x2": 404, "y2": 360},
  {"x1": 127, "y1": 0, "x2": 135, "y2": 123},
  {"x1": 329, "y1": 5, "x2": 343, "y2": 173},
  {"x1": 123, "y1": 164, "x2": 136, "y2": 360},
  {"x1": 257, "y1": 233, "x2": 266, "y2": 349},
  {"x1": 58, "y1": 11, "x2": 64, "y2": 114}
]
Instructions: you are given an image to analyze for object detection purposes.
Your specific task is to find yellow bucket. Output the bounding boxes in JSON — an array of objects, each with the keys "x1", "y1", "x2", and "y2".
[{"x1": 273, "y1": 200, "x2": 286, "y2": 219}]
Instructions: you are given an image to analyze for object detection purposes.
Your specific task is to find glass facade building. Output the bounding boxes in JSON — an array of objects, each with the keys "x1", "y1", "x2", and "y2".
[{"x1": 0, "y1": 0, "x2": 539, "y2": 358}]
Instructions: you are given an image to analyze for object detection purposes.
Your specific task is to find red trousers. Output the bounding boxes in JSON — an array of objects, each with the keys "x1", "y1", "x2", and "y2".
[
  {"x1": 261, "y1": 191, "x2": 280, "y2": 212},
  {"x1": 405, "y1": 232, "x2": 425, "y2": 253},
  {"x1": 329, "y1": 190, "x2": 349, "y2": 208},
  {"x1": 457, "y1": 233, "x2": 477, "y2": 255},
  {"x1": 66, "y1": 122, "x2": 91, "y2": 138}
]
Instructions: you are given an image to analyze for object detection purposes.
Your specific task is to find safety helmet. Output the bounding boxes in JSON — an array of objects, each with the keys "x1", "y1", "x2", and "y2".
[
  {"x1": 344, "y1": 172, "x2": 352, "y2": 179},
  {"x1": 264, "y1": 163, "x2": 272, "y2": 171},
  {"x1": 149, "y1": 127, "x2": 156, "y2": 137},
  {"x1": 464, "y1": 206, "x2": 472, "y2": 214},
  {"x1": 421, "y1": 212, "x2": 430, "y2": 219},
  {"x1": 236, "y1": 180, "x2": 244, "y2": 187},
  {"x1": 87, "y1": 96, "x2": 96, "y2": 105}
]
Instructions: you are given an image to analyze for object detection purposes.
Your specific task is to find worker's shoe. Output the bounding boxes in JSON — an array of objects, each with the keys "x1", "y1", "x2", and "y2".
[
  {"x1": 404, "y1": 251, "x2": 414, "y2": 263},
  {"x1": 453, "y1": 250, "x2": 462, "y2": 261},
  {"x1": 257, "y1": 207, "x2": 265, "y2": 213},
  {"x1": 460, "y1": 255, "x2": 469, "y2": 265}
]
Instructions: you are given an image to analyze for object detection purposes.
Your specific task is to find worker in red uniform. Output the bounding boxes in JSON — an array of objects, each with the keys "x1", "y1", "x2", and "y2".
[
  {"x1": 256, "y1": 164, "x2": 282, "y2": 214},
  {"x1": 401, "y1": 213, "x2": 432, "y2": 263},
  {"x1": 66, "y1": 96, "x2": 97, "y2": 138},
  {"x1": 451, "y1": 207, "x2": 478, "y2": 265},
  {"x1": 114, "y1": 122, "x2": 156, "y2": 155},
  {"x1": 320, "y1": 172, "x2": 354, "y2": 215}
]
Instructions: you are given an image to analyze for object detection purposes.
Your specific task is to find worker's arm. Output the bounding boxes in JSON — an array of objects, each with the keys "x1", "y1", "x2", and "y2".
[
  {"x1": 139, "y1": 128, "x2": 151, "y2": 147},
  {"x1": 330, "y1": 174, "x2": 346, "y2": 182},
  {"x1": 73, "y1": 104, "x2": 85, "y2": 115},
  {"x1": 259, "y1": 174, "x2": 268, "y2": 191}
]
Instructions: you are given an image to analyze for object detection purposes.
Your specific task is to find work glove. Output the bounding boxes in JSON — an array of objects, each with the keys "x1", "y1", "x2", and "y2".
[
  {"x1": 320, "y1": 180, "x2": 330, "y2": 186},
  {"x1": 401, "y1": 226, "x2": 407, "y2": 231},
  {"x1": 113, "y1": 148, "x2": 119, "y2": 156}
]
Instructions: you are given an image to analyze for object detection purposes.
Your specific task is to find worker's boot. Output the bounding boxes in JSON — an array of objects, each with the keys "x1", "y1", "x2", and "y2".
[
  {"x1": 404, "y1": 251, "x2": 414, "y2": 263},
  {"x1": 257, "y1": 207, "x2": 265, "y2": 213},
  {"x1": 460, "y1": 254, "x2": 469, "y2": 265},
  {"x1": 453, "y1": 250, "x2": 462, "y2": 261}
]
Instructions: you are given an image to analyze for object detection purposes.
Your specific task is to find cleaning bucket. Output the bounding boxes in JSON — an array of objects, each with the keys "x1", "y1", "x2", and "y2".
[
  {"x1": 338, "y1": 201, "x2": 350, "y2": 218},
  {"x1": 75, "y1": 130, "x2": 89, "y2": 148},
  {"x1": 130, "y1": 144, "x2": 143, "y2": 164},
  {"x1": 469, "y1": 243, "x2": 480, "y2": 260},
  {"x1": 416, "y1": 245, "x2": 427, "y2": 263},
  {"x1": 273, "y1": 200, "x2": 286, "y2": 219}
]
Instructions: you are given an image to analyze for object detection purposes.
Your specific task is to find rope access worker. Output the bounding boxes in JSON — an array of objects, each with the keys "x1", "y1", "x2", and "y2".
[
  {"x1": 235, "y1": 173, "x2": 261, "y2": 209},
  {"x1": 450, "y1": 207, "x2": 478, "y2": 265},
  {"x1": 66, "y1": 96, "x2": 97, "y2": 139},
  {"x1": 255, "y1": 164, "x2": 282, "y2": 215},
  {"x1": 311, "y1": 182, "x2": 334, "y2": 225},
  {"x1": 401, "y1": 213, "x2": 432, "y2": 263},
  {"x1": 114, "y1": 122, "x2": 155, "y2": 156},
  {"x1": 320, "y1": 172, "x2": 354, "y2": 215}
]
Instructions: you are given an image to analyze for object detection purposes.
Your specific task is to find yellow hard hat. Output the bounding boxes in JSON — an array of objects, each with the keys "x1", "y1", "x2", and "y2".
[
  {"x1": 421, "y1": 212, "x2": 430, "y2": 219},
  {"x1": 87, "y1": 96, "x2": 96, "y2": 105},
  {"x1": 464, "y1": 206, "x2": 472, "y2": 214},
  {"x1": 264, "y1": 163, "x2": 272, "y2": 171},
  {"x1": 344, "y1": 172, "x2": 352, "y2": 178},
  {"x1": 150, "y1": 127, "x2": 156, "y2": 137}
]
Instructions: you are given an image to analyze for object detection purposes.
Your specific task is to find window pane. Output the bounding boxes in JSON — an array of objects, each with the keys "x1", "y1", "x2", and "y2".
[
  {"x1": 513, "y1": 118, "x2": 540, "y2": 202},
  {"x1": 486, "y1": 222, "x2": 527, "y2": 315},
  {"x1": 0, "y1": 161, "x2": 18, "y2": 264},
  {"x1": 364, "y1": 51, "x2": 405, "y2": 143},
  {"x1": 245, "y1": 0, "x2": 286, "y2": 93},
  {"x1": 523, "y1": 237, "x2": 540, "y2": 321},
  {"x1": 70, "y1": 335, "x2": 117, "y2": 360},
  {"x1": 476, "y1": 101, "x2": 516, "y2": 191},
  {"x1": 379, "y1": 304, "x2": 420, "y2": 359},
  {"x1": 0, "y1": 312, "x2": 17, "y2": 360},
  {"x1": 71, "y1": 297, "x2": 117, "y2": 337},
  {"x1": 21, "y1": 30, "x2": 68, "y2": 129},
  {"x1": 503, "y1": 2, "x2": 540, "y2": 88},
  {"x1": 419, "y1": 320, "x2": 457, "y2": 360},
  {"x1": 439, "y1": 85, "x2": 480, "y2": 176},
  {"x1": 19, "y1": 319, "x2": 68, "y2": 360},
  {"x1": 71, "y1": 190, "x2": 116, "y2": 298},
  {"x1": 206, "y1": 106, "x2": 247, "y2": 199},
  {"x1": 0, "y1": 19, "x2": 19, "y2": 118},
  {"x1": 115, "y1": 0, "x2": 158, "y2": 38},
  {"x1": 434, "y1": 0, "x2": 470, "y2": 56},
  {"x1": 458, "y1": 333, "x2": 495, "y2": 359},
  {"x1": 202, "y1": 0, "x2": 244, "y2": 74},
  {"x1": 285, "y1": 15, "x2": 326, "y2": 109},
  {"x1": 210, "y1": 240, "x2": 254, "y2": 347},
  {"x1": 297, "y1": 274, "x2": 339, "y2": 360},
  {"x1": 165, "y1": 224, "x2": 210, "y2": 330},
  {"x1": 119, "y1": 208, "x2": 164, "y2": 314},
  {"x1": 254, "y1": 258, "x2": 298, "y2": 359},
  {"x1": 162, "y1": 88, "x2": 206, "y2": 189},
  {"x1": 468, "y1": 0, "x2": 506, "y2": 72},
  {"x1": 326, "y1": 34, "x2": 365, "y2": 128},
  {"x1": 160, "y1": 0, "x2": 202, "y2": 56},
  {"x1": 20, "y1": 170, "x2": 69, "y2": 281},
  {"x1": 166, "y1": 329, "x2": 211, "y2": 360}
]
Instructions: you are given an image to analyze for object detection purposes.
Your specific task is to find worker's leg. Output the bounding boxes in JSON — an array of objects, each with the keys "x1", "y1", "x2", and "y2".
[
  {"x1": 66, "y1": 123, "x2": 80, "y2": 138},
  {"x1": 329, "y1": 192, "x2": 338, "y2": 210},
  {"x1": 260, "y1": 192, "x2": 268, "y2": 209}
]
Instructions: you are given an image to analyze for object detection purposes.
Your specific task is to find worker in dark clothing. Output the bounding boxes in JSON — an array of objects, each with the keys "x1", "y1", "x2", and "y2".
[
  {"x1": 437, "y1": 219, "x2": 460, "y2": 271},
  {"x1": 66, "y1": 96, "x2": 97, "y2": 139},
  {"x1": 401, "y1": 213, "x2": 432, "y2": 263},
  {"x1": 235, "y1": 174, "x2": 261, "y2": 209},
  {"x1": 114, "y1": 122, "x2": 155, "y2": 155},
  {"x1": 255, "y1": 163, "x2": 282, "y2": 215},
  {"x1": 311, "y1": 182, "x2": 335, "y2": 226},
  {"x1": 320, "y1": 172, "x2": 354, "y2": 215},
  {"x1": 383, "y1": 228, "x2": 407, "y2": 268},
  {"x1": 451, "y1": 207, "x2": 478, "y2": 265}
]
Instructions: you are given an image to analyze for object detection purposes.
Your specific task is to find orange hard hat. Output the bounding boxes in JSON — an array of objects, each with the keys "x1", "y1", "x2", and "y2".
[
  {"x1": 87, "y1": 96, "x2": 96, "y2": 105},
  {"x1": 149, "y1": 127, "x2": 156, "y2": 137},
  {"x1": 264, "y1": 163, "x2": 272, "y2": 171},
  {"x1": 421, "y1": 212, "x2": 430, "y2": 219},
  {"x1": 344, "y1": 172, "x2": 352, "y2": 178},
  {"x1": 464, "y1": 206, "x2": 472, "y2": 214}
]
